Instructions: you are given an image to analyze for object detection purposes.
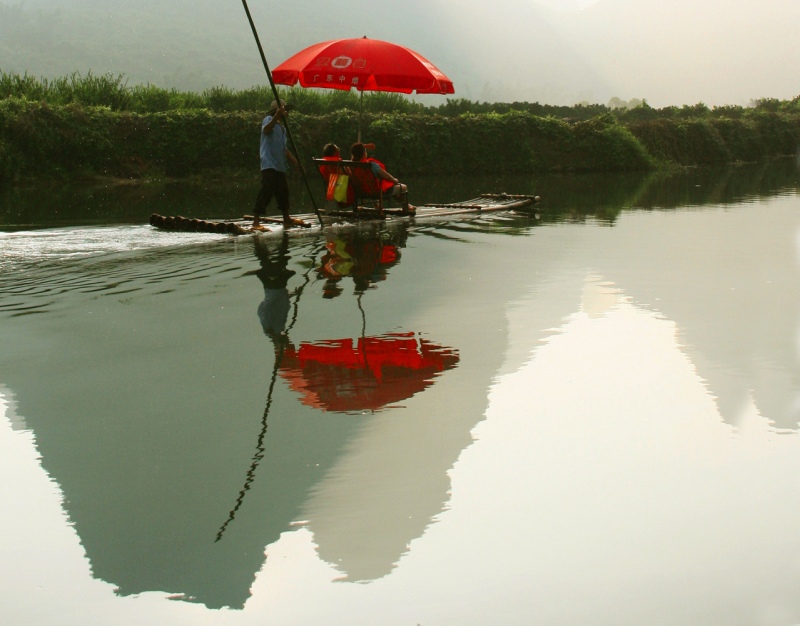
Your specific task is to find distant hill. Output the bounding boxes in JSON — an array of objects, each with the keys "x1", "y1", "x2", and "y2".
[
  {"x1": 1, "y1": 0, "x2": 799, "y2": 107},
  {"x1": 0, "y1": 0, "x2": 458, "y2": 96}
]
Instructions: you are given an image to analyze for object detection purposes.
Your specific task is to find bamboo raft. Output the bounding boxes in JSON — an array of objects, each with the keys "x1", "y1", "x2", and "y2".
[{"x1": 149, "y1": 193, "x2": 540, "y2": 236}]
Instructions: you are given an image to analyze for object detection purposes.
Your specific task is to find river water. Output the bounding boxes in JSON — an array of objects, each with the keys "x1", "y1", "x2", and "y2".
[{"x1": 2, "y1": 160, "x2": 800, "y2": 625}]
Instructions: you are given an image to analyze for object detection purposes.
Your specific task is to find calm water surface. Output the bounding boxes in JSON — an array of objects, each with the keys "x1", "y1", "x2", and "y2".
[{"x1": 2, "y1": 162, "x2": 800, "y2": 625}]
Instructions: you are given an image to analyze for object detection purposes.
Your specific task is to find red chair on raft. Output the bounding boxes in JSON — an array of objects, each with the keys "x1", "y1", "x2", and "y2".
[{"x1": 312, "y1": 158, "x2": 386, "y2": 217}]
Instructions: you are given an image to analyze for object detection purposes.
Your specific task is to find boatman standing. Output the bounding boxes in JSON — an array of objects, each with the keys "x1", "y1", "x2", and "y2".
[{"x1": 253, "y1": 99, "x2": 298, "y2": 229}]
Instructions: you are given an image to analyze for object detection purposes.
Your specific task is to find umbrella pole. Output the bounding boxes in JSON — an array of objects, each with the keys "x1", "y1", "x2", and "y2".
[
  {"x1": 358, "y1": 90, "x2": 363, "y2": 143},
  {"x1": 240, "y1": 0, "x2": 324, "y2": 227}
]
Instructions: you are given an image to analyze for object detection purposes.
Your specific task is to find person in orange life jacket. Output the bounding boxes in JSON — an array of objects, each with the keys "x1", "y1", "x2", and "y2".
[
  {"x1": 321, "y1": 142, "x2": 379, "y2": 208},
  {"x1": 253, "y1": 99, "x2": 298, "y2": 229},
  {"x1": 320, "y1": 143, "x2": 352, "y2": 208},
  {"x1": 321, "y1": 143, "x2": 343, "y2": 183},
  {"x1": 322, "y1": 143, "x2": 340, "y2": 159},
  {"x1": 350, "y1": 142, "x2": 415, "y2": 214}
]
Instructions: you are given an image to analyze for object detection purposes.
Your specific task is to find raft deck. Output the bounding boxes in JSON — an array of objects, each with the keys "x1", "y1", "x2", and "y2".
[{"x1": 149, "y1": 193, "x2": 540, "y2": 236}]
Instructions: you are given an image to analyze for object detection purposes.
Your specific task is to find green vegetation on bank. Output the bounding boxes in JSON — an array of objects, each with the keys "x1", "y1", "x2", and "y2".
[{"x1": 1, "y1": 71, "x2": 799, "y2": 184}]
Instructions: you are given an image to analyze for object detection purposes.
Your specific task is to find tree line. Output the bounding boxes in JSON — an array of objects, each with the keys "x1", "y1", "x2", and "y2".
[
  {"x1": 1, "y1": 71, "x2": 799, "y2": 184},
  {"x1": 4, "y1": 70, "x2": 799, "y2": 120}
]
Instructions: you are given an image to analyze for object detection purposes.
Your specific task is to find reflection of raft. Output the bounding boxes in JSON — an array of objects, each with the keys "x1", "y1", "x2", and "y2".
[{"x1": 149, "y1": 193, "x2": 540, "y2": 236}]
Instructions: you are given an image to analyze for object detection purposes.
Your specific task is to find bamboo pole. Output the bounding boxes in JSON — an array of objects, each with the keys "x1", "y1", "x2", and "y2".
[{"x1": 240, "y1": 0, "x2": 323, "y2": 226}]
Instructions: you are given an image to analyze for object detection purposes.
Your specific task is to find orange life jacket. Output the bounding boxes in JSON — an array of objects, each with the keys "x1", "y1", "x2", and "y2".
[{"x1": 320, "y1": 155, "x2": 355, "y2": 206}]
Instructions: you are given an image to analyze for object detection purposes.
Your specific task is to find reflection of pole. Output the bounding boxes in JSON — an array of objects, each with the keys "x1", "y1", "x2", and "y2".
[
  {"x1": 356, "y1": 291, "x2": 373, "y2": 379},
  {"x1": 215, "y1": 240, "x2": 324, "y2": 542},
  {"x1": 215, "y1": 341, "x2": 285, "y2": 542},
  {"x1": 357, "y1": 292, "x2": 367, "y2": 339},
  {"x1": 354, "y1": 234, "x2": 385, "y2": 369}
]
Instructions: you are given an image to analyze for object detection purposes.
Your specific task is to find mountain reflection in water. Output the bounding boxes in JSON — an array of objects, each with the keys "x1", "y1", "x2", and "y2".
[
  {"x1": 0, "y1": 218, "x2": 476, "y2": 608},
  {"x1": 214, "y1": 228, "x2": 461, "y2": 585},
  {"x1": 1, "y1": 161, "x2": 800, "y2": 622}
]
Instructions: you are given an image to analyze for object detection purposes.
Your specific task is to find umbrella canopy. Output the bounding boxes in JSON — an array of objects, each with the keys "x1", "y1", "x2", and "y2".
[
  {"x1": 272, "y1": 37, "x2": 454, "y2": 95},
  {"x1": 279, "y1": 332, "x2": 459, "y2": 413}
]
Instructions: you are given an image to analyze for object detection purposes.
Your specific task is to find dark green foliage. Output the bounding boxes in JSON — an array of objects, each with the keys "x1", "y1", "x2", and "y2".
[
  {"x1": 0, "y1": 100, "x2": 647, "y2": 182},
  {"x1": 0, "y1": 71, "x2": 425, "y2": 115},
  {"x1": 628, "y1": 111, "x2": 800, "y2": 166},
  {"x1": 428, "y1": 98, "x2": 608, "y2": 121},
  {"x1": 562, "y1": 114, "x2": 654, "y2": 171},
  {"x1": 0, "y1": 71, "x2": 132, "y2": 110},
  {"x1": 0, "y1": 98, "x2": 117, "y2": 179},
  {"x1": 2, "y1": 71, "x2": 800, "y2": 183},
  {"x1": 303, "y1": 111, "x2": 651, "y2": 176},
  {"x1": 0, "y1": 99, "x2": 261, "y2": 180},
  {"x1": 128, "y1": 84, "x2": 205, "y2": 113}
]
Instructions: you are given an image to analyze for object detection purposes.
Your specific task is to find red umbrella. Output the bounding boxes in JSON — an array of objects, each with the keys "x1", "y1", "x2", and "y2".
[
  {"x1": 279, "y1": 332, "x2": 459, "y2": 413},
  {"x1": 272, "y1": 37, "x2": 454, "y2": 94},
  {"x1": 272, "y1": 37, "x2": 454, "y2": 138}
]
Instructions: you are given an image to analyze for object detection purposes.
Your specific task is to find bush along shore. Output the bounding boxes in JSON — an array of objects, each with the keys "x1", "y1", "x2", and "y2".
[{"x1": 1, "y1": 72, "x2": 799, "y2": 183}]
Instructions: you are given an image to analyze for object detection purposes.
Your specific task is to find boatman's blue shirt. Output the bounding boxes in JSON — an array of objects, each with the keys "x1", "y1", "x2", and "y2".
[{"x1": 259, "y1": 115, "x2": 288, "y2": 172}]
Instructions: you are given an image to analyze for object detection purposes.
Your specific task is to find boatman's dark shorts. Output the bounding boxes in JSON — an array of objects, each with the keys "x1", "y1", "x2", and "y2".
[{"x1": 255, "y1": 168, "x2": 290, "y2": 218}]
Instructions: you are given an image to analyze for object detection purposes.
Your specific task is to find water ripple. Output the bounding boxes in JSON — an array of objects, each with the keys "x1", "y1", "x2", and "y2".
[
  {"x1": 0, "y1": 225, "x2": 227, "y2": 270},
  {"x1": 0, "y1": 225, "x2": 246, "y2": 319}
]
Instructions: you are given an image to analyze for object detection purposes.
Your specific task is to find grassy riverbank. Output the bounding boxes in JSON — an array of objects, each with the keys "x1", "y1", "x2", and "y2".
[{"x1": 1, "y1": 72, "x2": 799, "y2": 184}]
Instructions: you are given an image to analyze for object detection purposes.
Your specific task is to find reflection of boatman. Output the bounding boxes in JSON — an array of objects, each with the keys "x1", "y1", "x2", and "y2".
[
  {"x1": 317, "y1": 235, "x2": 401, "y2": 298},
  {"x1": 253, "y1": 234, "x2": 296, "y2": 342}
]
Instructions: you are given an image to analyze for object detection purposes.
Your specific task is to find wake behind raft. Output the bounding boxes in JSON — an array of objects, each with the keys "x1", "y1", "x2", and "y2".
[{"x1": 149, "y1": 193, "x2": 541, "y2": 236}]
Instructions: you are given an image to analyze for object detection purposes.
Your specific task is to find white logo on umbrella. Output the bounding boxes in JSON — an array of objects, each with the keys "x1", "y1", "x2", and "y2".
[{"x1": 331, "y1": 56, "x2": 353, "y2": 69}]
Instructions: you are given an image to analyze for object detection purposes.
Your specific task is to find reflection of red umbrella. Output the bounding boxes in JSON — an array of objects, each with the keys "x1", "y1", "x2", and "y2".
[
  {"x1": 272, "y1": 37, "x2": 454, "y2": 139},
  {"x1": 279, "y1": 332, "x2": 459, "y2": 413}
]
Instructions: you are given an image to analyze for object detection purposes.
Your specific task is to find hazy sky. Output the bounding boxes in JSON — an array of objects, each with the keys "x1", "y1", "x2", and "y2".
[
  {"x1": 437, "y1": 0, "x2": 800, "y2": 107},
  {"x1": 533, "y1": 0, "x2": 603, "y2": 9},
  {"x1": 3, "y1": 0, "x2": 799, "y2": 107}
]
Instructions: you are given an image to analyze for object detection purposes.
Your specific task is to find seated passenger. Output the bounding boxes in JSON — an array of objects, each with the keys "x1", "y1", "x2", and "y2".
[
  {"x1": 320, "y1": 143, "x2": 354, "y2": 207},
  {"x1": 350, "y1": 142, "x2": 415, "y2": 214},
  {"x1": 322, "y1": 142, "x2": 340, "y2": 160}
]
